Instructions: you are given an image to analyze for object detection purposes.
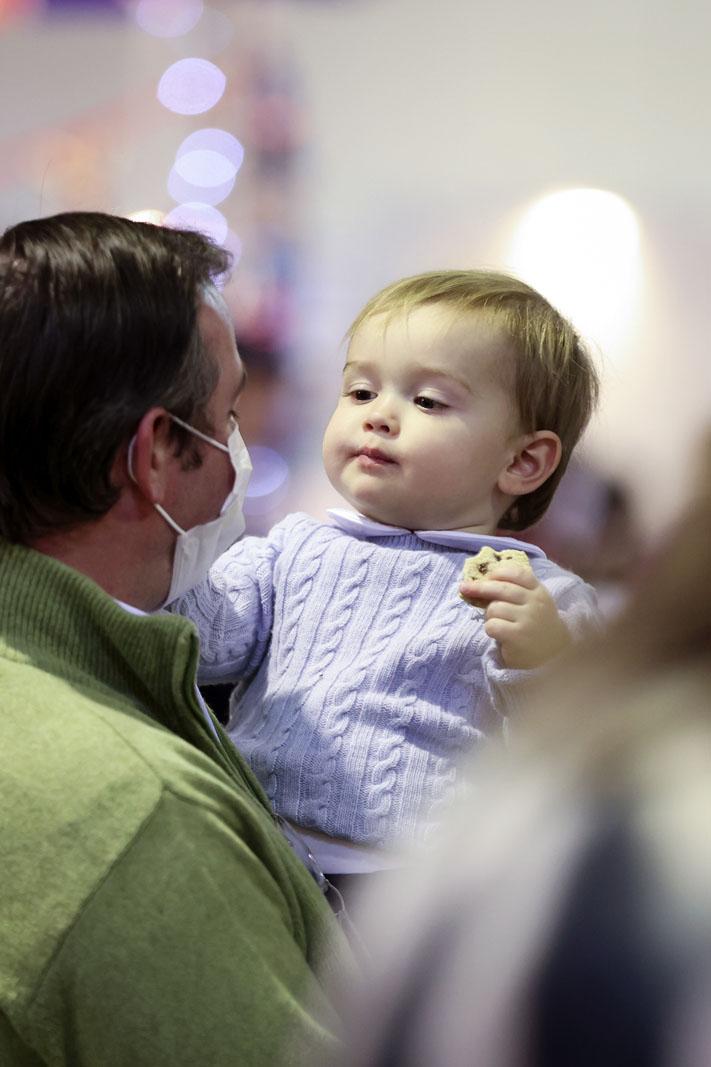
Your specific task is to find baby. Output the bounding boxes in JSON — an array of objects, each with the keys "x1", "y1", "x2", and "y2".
[{"x1": 170, "y1": 270, "x2": 600, "y2": 874}]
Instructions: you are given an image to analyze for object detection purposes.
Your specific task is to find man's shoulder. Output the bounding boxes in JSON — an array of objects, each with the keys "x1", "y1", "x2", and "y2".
[
  {"x1": 0, "y1": 655, "x2": 248, "y2": 830},
  {"x1": 0, "y1": 657, "x2": 275, "y2": 1013}
]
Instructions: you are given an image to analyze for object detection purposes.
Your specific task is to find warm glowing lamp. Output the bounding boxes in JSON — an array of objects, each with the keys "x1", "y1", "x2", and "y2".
[
  {"x1": 127, "y1": 208, "x2": 165, "y2": 225},
  {"x1": 507, "y1": 188, "x2": 641, "y2": 355}
]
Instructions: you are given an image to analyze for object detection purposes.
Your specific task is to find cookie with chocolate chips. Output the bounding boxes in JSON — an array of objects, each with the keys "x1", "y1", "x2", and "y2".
[{"x1": 460, "y1": 546, "x2": 532, "y2": 609}]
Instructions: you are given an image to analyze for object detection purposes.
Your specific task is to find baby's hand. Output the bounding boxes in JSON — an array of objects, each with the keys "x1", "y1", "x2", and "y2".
[{"x1": 459, "y1": 563, "x2": 572, "y2": 669}]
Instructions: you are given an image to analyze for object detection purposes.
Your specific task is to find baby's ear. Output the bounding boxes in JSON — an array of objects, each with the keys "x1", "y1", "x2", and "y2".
[{"x1": 498, "y1": 431, "x2": 562, "y2": 497}]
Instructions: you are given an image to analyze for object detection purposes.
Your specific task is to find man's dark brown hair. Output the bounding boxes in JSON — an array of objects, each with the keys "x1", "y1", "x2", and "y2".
[{"x1": 0, "y1": 212, "x2": 230, "y2": 543}]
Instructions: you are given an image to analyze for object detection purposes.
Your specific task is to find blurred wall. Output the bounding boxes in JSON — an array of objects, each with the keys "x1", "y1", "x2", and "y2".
[
  {"x1": 281, "y1": 0, "x2": 711, "y2": 539},
  {"x1": 1, "y1": 0, "x2": 710, "y2": 542}
]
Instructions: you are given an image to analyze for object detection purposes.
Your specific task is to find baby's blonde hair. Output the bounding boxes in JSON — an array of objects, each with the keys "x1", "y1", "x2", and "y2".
[{"x1": 348, "y1": 270, "x2": 599, "y2": 530}]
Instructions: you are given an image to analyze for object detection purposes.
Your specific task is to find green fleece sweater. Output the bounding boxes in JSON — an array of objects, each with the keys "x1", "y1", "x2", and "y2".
[{"x1": 0, "y1": 540, "x2": 350, "y2": 1066}]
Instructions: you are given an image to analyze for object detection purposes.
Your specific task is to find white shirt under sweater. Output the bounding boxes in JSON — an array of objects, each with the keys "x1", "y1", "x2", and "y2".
[{"x1": 170, "y1": 509, "x2": 599, "y2": 860}]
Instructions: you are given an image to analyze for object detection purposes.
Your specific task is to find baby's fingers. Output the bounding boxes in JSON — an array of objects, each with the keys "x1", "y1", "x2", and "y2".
[
  {"x1": 459, "y1": 576, "x2": 528, "y2": 608},
  {"x1": 483, "y1": 615, "x2": 518, "y2": 645},
  {"x1": 484, "y1": 562, "x2": 538, "y2": 589},
  {"x1": 484, "y1": 599, "x2": 519, "y2": 623}
]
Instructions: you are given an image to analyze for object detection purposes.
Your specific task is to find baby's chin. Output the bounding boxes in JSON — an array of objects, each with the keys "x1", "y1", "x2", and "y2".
[
  {"x1": 361, "y1": 506, "x2": 409, "y2": 528},
  {"x1": 330, "y1": 477, "x2": 488, "y2": 531},
  {"x1": 333, "y1": 493, "x2": 407, "y2": 529},
  {"x1": 332, "y1": 491, "x2": 462, "y2": 531},
  {"x1": 344, "y1": 501, "x2": 428, "y2": 531}
]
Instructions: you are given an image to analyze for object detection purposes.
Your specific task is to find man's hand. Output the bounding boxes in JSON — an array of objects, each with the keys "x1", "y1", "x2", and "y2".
[{"x1": 459, "y1": 562, "x2": 572, "y2": 669}]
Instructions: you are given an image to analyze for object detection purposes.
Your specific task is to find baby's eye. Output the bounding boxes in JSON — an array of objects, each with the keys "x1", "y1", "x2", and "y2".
[
  {"x1": 414, "y1": 395, "x2": 445, "y2": 411},
  {"x1": 347, "y1": 388, "x2": 376, "y2": 402}
]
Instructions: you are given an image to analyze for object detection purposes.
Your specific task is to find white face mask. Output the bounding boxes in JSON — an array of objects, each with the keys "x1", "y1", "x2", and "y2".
[{"x1": 128, "y1": 413, "x2": 252, "y2": 605}]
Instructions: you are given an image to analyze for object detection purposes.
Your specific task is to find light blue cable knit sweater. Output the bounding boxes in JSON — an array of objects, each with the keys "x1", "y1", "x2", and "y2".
[{"x1": 171, "y1": 511, "x2": 599, "y2": 847}]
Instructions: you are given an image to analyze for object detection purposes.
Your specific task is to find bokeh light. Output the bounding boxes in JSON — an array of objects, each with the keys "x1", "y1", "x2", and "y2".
[
  {"x1": 176, "y1": 128, "x2": 245, "y2": 173},
  {"x1": 134, "y1": 0, "x2": 203, "y2": 38},
  {"x1": 163, "y1": 202, "x2": 228, "y2": 245},
  {"x1": 167, "y1": 165, "x2": 235, "y2": 207},
  {"x1": 175, "y1": 147, "x2": 238, "y2": 187},
  {"x1": 196, "y1": 5, "x2": 235, "y2": 56},
  {"x1": 157, "y1": 58, "x2": 226, "y2": 116},
  {"x1": 127, "y1": 208, "x2": 165, "y2": 224},
  {"x1": 507, "y1": 188, "x2": 641, "y2": 354},
  {"x1": 243, "y1": 446, "x2": 290, "y2": 516}
]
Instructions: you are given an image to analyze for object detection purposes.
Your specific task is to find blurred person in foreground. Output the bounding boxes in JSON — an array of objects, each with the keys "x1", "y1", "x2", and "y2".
[
  {"x1": 337, "y1": 433, "x2": 711, "y2": 1067},
  {"x1": 0, "y1": 212, "x2": 353, "y2": 1067}
]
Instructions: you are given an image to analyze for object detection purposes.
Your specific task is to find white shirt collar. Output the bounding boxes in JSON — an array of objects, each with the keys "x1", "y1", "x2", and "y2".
[
  {"x1": 326, "y1": 507, "x2": 546, "y2": 558},
  {"x1": 115, "y1": 599, "x2": 148, "y2": 616}
]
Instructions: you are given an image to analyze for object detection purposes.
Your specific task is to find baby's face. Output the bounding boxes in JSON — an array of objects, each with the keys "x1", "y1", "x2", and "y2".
[{"x1": 322, "y1": 305, "x2": 525, "y2": 532}]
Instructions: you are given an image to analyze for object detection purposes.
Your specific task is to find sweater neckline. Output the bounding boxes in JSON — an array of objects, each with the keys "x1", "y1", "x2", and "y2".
[{"x1": 326, "y1": 508, "x2": 547, "y2": 558}]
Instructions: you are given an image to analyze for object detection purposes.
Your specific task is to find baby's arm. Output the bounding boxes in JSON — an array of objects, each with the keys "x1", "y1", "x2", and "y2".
[{"x1": 167, "y1": 528, "x2": 282, "y2": 685}]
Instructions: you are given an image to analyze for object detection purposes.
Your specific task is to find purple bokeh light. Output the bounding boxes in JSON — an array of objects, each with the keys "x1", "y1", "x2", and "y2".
[
  {"x1": 163, "y1": 203, "x2": 228, "y2": 245},
  {"x1": 167, "y1": 165, "x2": 236, "y2": 207},
  {"x1": 135, "y1": 0, "x2": 203, "y2": 38},
  {"x1": 176, "y1": 128, "x2": 245, "y2": 172},
  {"x1": 175, "y1": 149, "x2": 237, "y2": 187},
  {"x1": 157, "y1": 58, "x2": 226, "y2": 116},
  {"x1": 244, "y1": 446, "x2": 290, "y2": 515}
]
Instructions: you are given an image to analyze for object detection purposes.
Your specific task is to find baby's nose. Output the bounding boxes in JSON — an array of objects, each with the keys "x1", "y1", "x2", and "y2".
[{"x1": 363, "y1": 409, "x2": 397, "y2": 434}]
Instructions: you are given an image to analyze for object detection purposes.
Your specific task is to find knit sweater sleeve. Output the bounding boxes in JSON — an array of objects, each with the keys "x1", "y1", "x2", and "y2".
[
  {"x1": 480, "y1": 564, "x2": 600, "y2": 720},
  {"x1": 167, "y1": 519, "x2": 290, "y2": 686}
]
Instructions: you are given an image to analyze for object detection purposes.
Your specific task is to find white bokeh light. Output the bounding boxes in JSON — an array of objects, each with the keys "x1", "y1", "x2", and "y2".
[
  {"x1": 163, "y1": 202, "x2": 228, "y2": 245},
  {"x1": 506, "y1": 188, "x2": 641, "y2": 355},
  {"x1": 176, "y1": 128, "x2": 245, "y2": 172},
  {"x1": 157, "y1": 58, "x2": 226, "y2": 116},
  {"x1": 134, "y1": 0, "x2": 204, "y2": 38},
  {"x1": 167, "y1": 165, "x2": 236, "y2": 207},
  {"x1": 175, "y1": 149, "x2": 238, "y2": 187}
]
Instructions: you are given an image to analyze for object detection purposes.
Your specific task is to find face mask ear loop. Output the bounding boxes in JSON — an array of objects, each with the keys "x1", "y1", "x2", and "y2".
[
  {"x1": 169, "y1": 413, "x2": 229, "y2": 453},
  {"x1": 127, "y1": 435, "x2": 138, "y2": 482},
  {"x1": 153, "y1": 503, "x2": 187, "y2": 536},
  {"x1": 127, "y1": 434, "x2": 187, "y2": 537}
]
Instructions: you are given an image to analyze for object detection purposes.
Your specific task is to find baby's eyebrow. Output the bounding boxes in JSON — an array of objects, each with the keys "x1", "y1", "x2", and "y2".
[
  {"x1": 342, "y1": 359, "x2": 373, "y2": 374},
  {"x1": 343, "y1": 359, "x2": 472, "y2": 392}
]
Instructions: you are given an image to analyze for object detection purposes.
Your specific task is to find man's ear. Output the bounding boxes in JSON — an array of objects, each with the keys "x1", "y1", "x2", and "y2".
[
  {"x1": 498, "y1": 431, "x2": 562, "y2": 498},
  {"x1": 119, "y1": 408, "x2": 175, "y2": 506}
]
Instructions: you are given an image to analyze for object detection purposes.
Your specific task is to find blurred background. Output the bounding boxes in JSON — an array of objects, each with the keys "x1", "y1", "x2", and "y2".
[{"x1": 2, "y1": 0, "x2": 709, "y2": 611}]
